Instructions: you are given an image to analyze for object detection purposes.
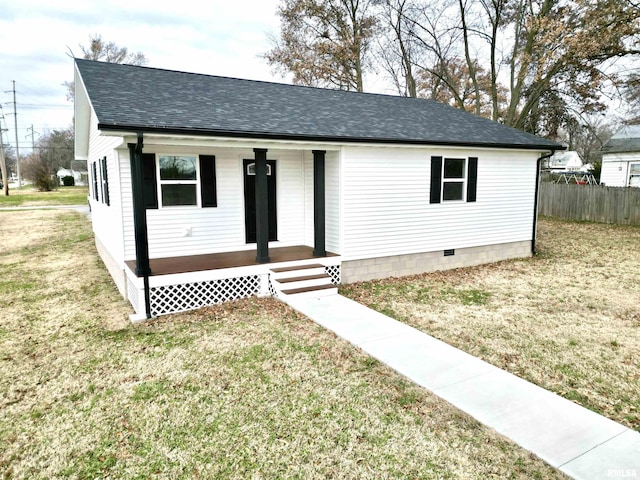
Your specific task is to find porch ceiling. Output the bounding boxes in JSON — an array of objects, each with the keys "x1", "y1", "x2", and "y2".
[{"x1": 125, "y1": 246, "x2": 338, "y2": 277}]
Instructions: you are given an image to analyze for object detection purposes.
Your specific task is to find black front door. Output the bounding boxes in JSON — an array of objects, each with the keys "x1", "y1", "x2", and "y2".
[{"x1": 244, "y1": 159, "x2": 277, "y2": 243}]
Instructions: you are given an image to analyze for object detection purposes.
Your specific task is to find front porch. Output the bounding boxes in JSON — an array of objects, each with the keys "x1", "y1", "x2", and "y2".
[
  {"x1": 125, "y1": 245, "x2": 338, "y2": 276},
  {"x1": 123, "y1": 136, "x2": 342, "y2": 319},
  {"x1": 124, "y1": 246, "x2": 341, "y2": 318}
]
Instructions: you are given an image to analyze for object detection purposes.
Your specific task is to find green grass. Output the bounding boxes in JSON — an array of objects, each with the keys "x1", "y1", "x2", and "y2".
[
  {"x1": 0, "y1": 186, "x2": 88, "y2": 207},
  {"x1": 0, "y1": 209, "x2": 563, "y2": 479}
]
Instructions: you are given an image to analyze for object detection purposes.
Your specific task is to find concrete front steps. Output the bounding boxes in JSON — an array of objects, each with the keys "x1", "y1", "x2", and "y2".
[{"x1": 270, "y1": 264, "x2": 338, "y2": 301}]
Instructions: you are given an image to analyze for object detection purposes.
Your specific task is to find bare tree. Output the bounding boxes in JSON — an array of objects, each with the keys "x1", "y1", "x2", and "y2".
[
  {"x1": 390, "y1": 0, "x2": 640, "y2": 133},
  {"x1": 375, "y1": 0, "x2": 421, "y2": 96},
  {"x1": 78, "y1": 34, "x2": 148, "y2": 65},
  {"x1": 65, "y1": 34, "x2": 148, "y2": 101},
  {"x1": 265, "y1": 0, "x2": 378, "y2": 91},
  {"x1": 23, "y1": 128, "x2": 74, "y2": 192}
]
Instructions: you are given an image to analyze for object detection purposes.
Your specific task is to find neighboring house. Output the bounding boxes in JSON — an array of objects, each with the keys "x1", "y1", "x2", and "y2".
[
  {"x1": 543, "y1": 151, "x2": 583, "y2": 172},
  {"x1": 56, "y1": 167, "x2": 88, "y2": 186},
  {"x1": 600, "y1": 125, "x2": 640, "y2": 187},
  {"x1": 74, "y1": 59, "x2": 561, "y2": 320}
]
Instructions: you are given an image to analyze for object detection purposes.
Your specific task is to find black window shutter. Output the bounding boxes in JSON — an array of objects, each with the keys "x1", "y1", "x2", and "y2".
[
  {"x1": 142, "y1": 153, "x2": 158, "y2": 209},
  {"x1": 430, "y1": 156, "x2": 443, "y2": 204},
  {"x1": 467, "y1": 157, "x2": 478, "y2": 202},
  {"x1": 199, "y1": 155, "x2": 217, "y2": 207},
  {"x1": 101, "y1": 157, "x2": 110, "y2": 206},
  {"x1": 92, "y1": 162, "x2": 99, "y2": 201}
]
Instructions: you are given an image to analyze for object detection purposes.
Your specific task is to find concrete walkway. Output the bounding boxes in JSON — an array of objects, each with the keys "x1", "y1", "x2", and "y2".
[{"x1": 286, "y1": 294, "x2": 640, "y2": 480}]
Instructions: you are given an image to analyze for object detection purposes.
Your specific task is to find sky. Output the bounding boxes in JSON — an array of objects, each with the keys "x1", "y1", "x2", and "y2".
[{"x1": 0, "y1": 0, "x2": 286, "y2": 156}]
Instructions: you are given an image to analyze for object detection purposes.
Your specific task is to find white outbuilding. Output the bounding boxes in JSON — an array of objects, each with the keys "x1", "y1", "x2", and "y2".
[{"x1": 600, "y1": 125, "x2": 640, "y2": 187}]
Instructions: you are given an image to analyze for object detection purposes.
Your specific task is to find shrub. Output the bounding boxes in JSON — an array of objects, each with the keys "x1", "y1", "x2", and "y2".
[{"x1": 62, "y1": 175, "x2": 75, "y2": 187}]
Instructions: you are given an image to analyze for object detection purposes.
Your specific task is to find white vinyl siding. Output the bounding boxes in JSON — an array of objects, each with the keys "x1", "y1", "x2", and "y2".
[
  {"x1": 123, "y1": 147, "x2": 309, "y2": 260},
  {"x1": 341, "y1": 146, "x2": 538, "y2": 260},
  {"x1": 601, "y1": 160, "x2": 628, "y2": 187},
  {"x1": 304, "y1": 152, "x2": 314, "y2": 247},
  {"x1": 601, "y1": 152, "x2": 640, "y2": 187},
  {"x1": 276, "y1": 150, "x2": 306, "y2": 245},
  {"x1": 325, "y1": 151, "x2": 341, "y2": 253},
  {"x1": 86, "y1": 110, "x2": 125, "y2": 265},
  {"x1": 120, "y1": 148, "x2": 135, "y2": 261}
]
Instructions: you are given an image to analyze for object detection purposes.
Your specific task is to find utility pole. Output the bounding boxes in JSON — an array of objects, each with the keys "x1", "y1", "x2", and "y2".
[
  {"x1": 5, "y1": 81, "x2": 21, "y2": 187},
  {"x1": 12, "y1": 81, "x2": 20, "y2": 187},
  {"x1": 26, "y1": 124, "x2": 38, "y2": 151}
]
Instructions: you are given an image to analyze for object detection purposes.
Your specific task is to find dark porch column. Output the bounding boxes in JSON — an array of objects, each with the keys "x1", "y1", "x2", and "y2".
[
  {"x1": 128, "y1": 133, "x2": 151, "y2": 276},
  {"x1": 312, "y1": 150, "x2": 326, "y2": 257},
  {"x1": 254, "y1": 148, "x2": 270, "y2": 263}
]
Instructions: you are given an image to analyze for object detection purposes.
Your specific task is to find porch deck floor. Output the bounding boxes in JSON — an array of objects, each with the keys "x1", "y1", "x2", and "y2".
[{"x1": 125, "y1": 246, "x2": 337, "y2": 277}]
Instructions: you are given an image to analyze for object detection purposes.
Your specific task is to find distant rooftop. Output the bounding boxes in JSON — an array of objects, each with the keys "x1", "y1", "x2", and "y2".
[
  {"x1": 75, "y1": 59, "x2": 561, "y2": 151},
  {"x1": 602, "y1": 125, "x2": 640, "y2": 154}
]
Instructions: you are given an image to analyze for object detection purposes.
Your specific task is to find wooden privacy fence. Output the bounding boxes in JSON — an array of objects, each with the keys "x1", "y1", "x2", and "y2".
[{"x1": 538, "y1": 183, "x2": 640, "y2": 225}]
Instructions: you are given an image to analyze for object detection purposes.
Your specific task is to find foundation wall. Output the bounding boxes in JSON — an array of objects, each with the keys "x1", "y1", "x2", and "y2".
[
  {"x1": 342, "y1": 241, "x2": 532, "y2": 283},
  {"x1": 95, "y1": 236, "x2": 127, "y2": 298}
]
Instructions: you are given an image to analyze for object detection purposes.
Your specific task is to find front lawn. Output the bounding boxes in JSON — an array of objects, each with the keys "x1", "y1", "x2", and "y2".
[
  {"x1": 0, "y1": 186, "x2": 88, "y2": 207},
  {"x1": 341, "y1": 218, "x2": 640, "y2": 431},
  {"x1": 0, "y1": 210, "x2": 562, "y2": 478}
]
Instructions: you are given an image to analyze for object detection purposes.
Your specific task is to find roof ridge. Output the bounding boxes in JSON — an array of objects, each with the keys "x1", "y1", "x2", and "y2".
[{"x1": 74, "y1": 58, "x2": 435, "y2": 103}]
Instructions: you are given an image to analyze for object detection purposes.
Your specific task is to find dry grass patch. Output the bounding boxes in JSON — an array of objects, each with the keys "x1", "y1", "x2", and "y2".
[
  {"x1": 0, "y1": 210, "x2": 563, "y2": 479},
  {"x1": 341, "y1": 218, "x2": 640, "y2": 431}
]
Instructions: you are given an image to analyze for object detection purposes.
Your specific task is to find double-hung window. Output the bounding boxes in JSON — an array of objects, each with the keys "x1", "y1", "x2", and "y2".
[
  {"x1": 629, "y1": 163, "x2": 640, "y2": 187},
  {"x1": 442, "y1": 158, "x2": 466, "y2": 201},
  {"x1": 430, "y1": 156, "x2": 478, "y2": 203},
  {"x1": 140, "y1": 153, "x2": 216, "y2": 209},
  {"x1": 158, "y1": 155, "x2": 198, "y2": 207}
]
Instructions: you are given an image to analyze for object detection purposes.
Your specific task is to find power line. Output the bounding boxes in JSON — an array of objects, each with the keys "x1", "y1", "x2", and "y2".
[{"x1": 18, "y1": 103, "x2": 73, "y2": 109}]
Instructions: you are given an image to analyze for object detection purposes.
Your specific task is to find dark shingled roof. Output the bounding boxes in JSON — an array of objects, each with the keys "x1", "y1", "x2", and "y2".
[
  {"x1": 602, "y1": 125, "x2": 640, "y2": 154},
  {"x1": 75, "y1": 58, "x2": 560, "y2": 150}
]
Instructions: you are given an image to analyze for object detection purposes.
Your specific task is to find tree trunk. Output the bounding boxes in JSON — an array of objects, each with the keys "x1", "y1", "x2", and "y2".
[
  {"x1": 459, "y1": 0, "x2": 481, "y2": 116},
  {"x1": 488, "y1": 1, "x2": 501, "y2": 121}
]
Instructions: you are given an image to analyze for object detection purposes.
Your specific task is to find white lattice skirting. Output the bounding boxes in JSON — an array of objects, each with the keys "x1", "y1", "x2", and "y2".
[
  {"x1": 325, "y1": 265, "x2": 341, "y2": 285},
  {"x1": 149, "y1": 275, "x2": 261, "y2": 316},
  {"x1": 125, "y1": 261, "x2": 341, "y2": 318}
]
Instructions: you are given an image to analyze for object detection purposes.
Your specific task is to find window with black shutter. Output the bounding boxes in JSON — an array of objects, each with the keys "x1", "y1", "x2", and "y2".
[
  {"x1": 430, "y1": 156, "x2": 478, "y2": 203},
  {"x1": 92, "y1": 161, "x2": 99, "y2": 201},
  {"x1": 142, "y1": 153, "x2": 218, "y2": 209},
  {"x1": 101, "y1": 157, "x2": 110, "y2": 206}
]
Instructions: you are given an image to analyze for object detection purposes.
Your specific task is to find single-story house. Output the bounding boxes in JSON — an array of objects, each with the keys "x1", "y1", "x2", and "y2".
[
  {"x1": 600, "y1": 125, "x2": 640, "y2": 187},
  {"x1": 543, "y1": 151, "x2": 583, "y2": 172},
  {"x1": 74, "y1": 59, "x2": 561, "y2": 320}
]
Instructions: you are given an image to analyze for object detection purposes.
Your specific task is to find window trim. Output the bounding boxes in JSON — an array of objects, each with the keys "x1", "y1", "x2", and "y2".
[
  {"x1": 156, "y1": 154, "x2": 201, "y2": 208},
  {"x1": 628, "y1": 162, "x2": 640, "y2": 187},
  {"x1": 441, "y1": 157, "x2": 467, "y2": 202}
]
